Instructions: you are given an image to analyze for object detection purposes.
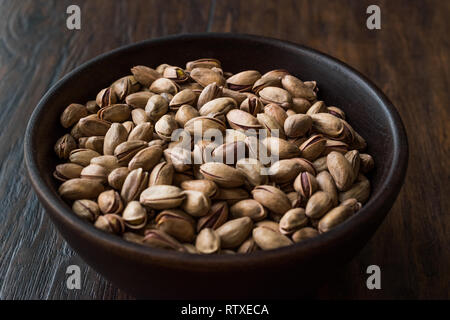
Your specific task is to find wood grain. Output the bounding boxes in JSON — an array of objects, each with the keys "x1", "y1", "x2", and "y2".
[{"x1": 0, "y1": 0, "x2": 448, "y2": 299}]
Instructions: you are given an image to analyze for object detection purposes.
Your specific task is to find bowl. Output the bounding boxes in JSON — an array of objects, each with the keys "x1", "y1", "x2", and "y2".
[{"x1": 24, "y1": 33, "x2": 408, "y2": 299}]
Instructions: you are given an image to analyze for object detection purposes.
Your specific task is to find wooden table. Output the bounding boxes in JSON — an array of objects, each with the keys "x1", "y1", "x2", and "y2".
[{"x1": 0, "y1": 0, "x2": 448, "y2": 299}]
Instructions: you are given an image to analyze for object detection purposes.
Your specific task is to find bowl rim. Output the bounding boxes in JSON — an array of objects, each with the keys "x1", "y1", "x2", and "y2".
[{"x1": 24, "y1": 32, "x2": 408, "y2": 269}]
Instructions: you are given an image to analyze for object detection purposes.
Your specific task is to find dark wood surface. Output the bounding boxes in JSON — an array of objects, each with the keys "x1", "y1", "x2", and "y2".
[{"x1": 0, "y1": 0, "x2": 448, "y2": 299}]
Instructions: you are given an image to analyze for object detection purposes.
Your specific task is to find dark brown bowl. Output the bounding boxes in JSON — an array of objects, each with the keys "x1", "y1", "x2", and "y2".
[{"x1": 24, "y1": 33, "x2": 408, "y2": 299}]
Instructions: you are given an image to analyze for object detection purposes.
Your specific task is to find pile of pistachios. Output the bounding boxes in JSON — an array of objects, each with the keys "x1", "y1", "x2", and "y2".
[{"x1": 54, "y1": 58, "x2": 374, "y2": 254}]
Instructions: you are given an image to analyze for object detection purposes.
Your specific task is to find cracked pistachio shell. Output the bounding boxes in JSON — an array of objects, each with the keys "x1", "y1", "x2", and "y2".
[
  {"x1": 258, "y1": 86, "x2": 292, "y2": 109},
  {"x1": 199, "y1": 162, "x2": 246, "y2": 188},
  {"x1": 156, "y1": 209, "x2": 195, "y2": 242},
  {"x1": 54, "y1": 163, "x2": 83, "y2": 182},
  {"x1": 60, "y1": 103, "x2": 88, "y2": 128},
  {"x1": 80, "y1": 164, "x2": 108, "y2": 184},
  {"x1": 294, "y1": 172, "x2": 319, "y2": 199},
  {"x1": 199, "y1": 97, "x2": 237, "y2": 116},
  {"x1": 98, "y1": 104, "x2": 131, "y2": 123},
  {"x1": 197, "y1": 201, "x2": 228, "y2": 231},
  {"x1": 181, "y1": 179, "x2": 218, "y2": 198},
  {"x1": 114, "y1": 140, "x2": 148, "y2": 166},
  {"x1": 145, "y1": 94, "x2": 169, "y2": 121},
  {"x1": 226, "y1": 70, "x2": 261, "y2": 92},
  {"x1": 279, "y1": 208, "x2": 308, "y2": 235},
  {"x1": 94, "y1": 214, "x2": 125, "y2": 235},
  {"x1": 58, "y1": 178, "x2": 104, "y2": 201},
  {"x1": 72, "y1": 199, "x2": 100, "y2": 222},
  {"x1": 111, "y1": 75, "x2": 140, "y2": 100},
  {"x1": 184, "y1": 116, "x2": 226, "y2": 136},
  {"x1": 318, "y1": 205, "x2": 354, "y2": 233},
  {"x1": 122, "y1": 121, "x2": 135, "y2": 135},
  {"x1": 128, "y1": 146, "x2": 163, "y2": 171},
  {"x1": 78, "y1": 116, "x2": 111, "y2": 137},
  {"x1": 305, "y1": 191, "x2": 333, "y2": 219},
  {"x1": 287, "y1": 191, "x2": 305, "y2": 208},
  {"x1": 139, "y1": 185, "x2": 185, "y2": 210},
  {"x1": 327, "y1": 151, "x2": 355, "y2": 191},
  {"x1": 181, "y1": 190, "x2": 211, "y2": 217},
  {"x1": 125, "y1": 91, "x2": 154, "y2": 109},
  {"x1": 186, "y1": 58, "x2": 221, "y2": 71},
  {"x1": 316, "y1": 171, "x2": 339, "y2": 206},
  {"x1": 281, "y1": 75, "x2": 317, "y2": 100},
  {"x1": 262, "y1": 137, "x2": 301, "y2": 159},
  {"x1": 216, "y1": 217, "x2": 253, "y2": 249},
  {"x1": 170, "y1": 89, "x2": 196, "y2": 110},
  {"x1": 230, "y1": 199, "x2": 267, "y2": 221},
  {"x1": 359, "y1": 153, "x2": 374, "y2": 174},
  {"x1": 96, "y1": 87, "x2": 117, "y2": 108},
  {"x1": 55, "y1": 134, "x2": 77, "y2": 159},
  {"x1": 163, "y1": 66, "x2": 189, "y2": 83},
  {"x1": 108, "y1": 167, "x2": 130, "y2": 190},
  {"x1": 131, "y1": 66, "x2": 161, "y2": 87},
  {"x1": 197, "y1": 82, "x2": 223, "y2": 109},
  {"x1": 292, "y1": 227, "x2": 319, "y2": 243},
  {"x1": 190, "y1": 67, "x2": 226, "y2": 87},
  {"x1": 104, "y1": 123, "x2": 128, "y2": 155},
  {"x1": 128, "y1": 122, "x2": 153, "y2": 142},
  {"x1": 236, "y1": 158, "x2": 268, "y2": 187},
  {"x1": 252, "y1": 185, "x2": 292, "y2": 216},
  {"x1": 338, "y1": 174, "x2": 370, "y2": 204},
  {"x1": 257, "y1": 113, "x2": 286, "y2": 139},
  {"x1": 212, "y1": 141, "x2": 247, "y2": 165},
  {"x1": 97, "y1": 190, "x2": 124, "y2": 215},
  {"x1": 143, "y1": 229, "x2": 185, "y2": 251},
  {"x1": 175, "y1": 105, "x2": 200, "y2": 127},
  {"x1": 241, "y1": 96, "x2": 264, "y2": 116},
  {"x1": 69, "y1": 149, "x2": 101, "y2": 167},
  {"x1": 268, "y1": 159, "x2": 304, "y2": 184},
  {"x1": 121, "y1": 168, "x2": 149, "y2": 203},
  {"x1": 196, "y1": 228, "x2": 221, "y2": 254},
  {"x1": 284, "y1": 114, "x2": 312, "y2": 138},
  {"x1": 221, "y1": 87, "x2": 248, "y2": 105},
  {"x1": 264, "y1": 103, "x2": 288, "y2": 127},
  {"x1": 149, "y1": 161, "x2": 174, "y2": 186},
  {"x1": 226, "y1": 109, "x2": 262, "y2": 131},
  {"x1": 307, "y1": 101, "x2": 327, "y2": 115},
  {"x1": 253, "y1": 226, "x2": 293, "y2": 250},
  {"x1": 150, "y1": 78, "x2": 179, "y2": 95},
  {"x1": 299, "y1": 134, "x2": 327, "y2": 161}
]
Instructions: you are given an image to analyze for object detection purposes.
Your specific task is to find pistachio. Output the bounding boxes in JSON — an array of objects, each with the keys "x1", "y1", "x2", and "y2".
[
  {"x1": 359, "y1": 154, "x2": 374, "y2": 174},
  {"x1": 80, "y1": 136, "x2": 104, "y2": 154},
  {"x1": 54, "y1": 163, "x2": 83, "y2": 182},
  {"x1": 318, "y1": 205, "x2": 354, "y2": 233},
  {"x1": 258, "y1": 86, "x2": 292, "y2": 109},
  {"x1": 156, "y1": 209, "x2": 195, "y2": 242},
  {"x1": 104, "y1": 123, "x2": 128, "y2": 155},
  {"x1": 236, "y1": 158, "x2": 268, "y2": 187},
  {"x1": 327, "y1": 106, "x2": 346, "y2": 119},
  {"x1": 143, "y1": 229, "x2": 185, "y2": 251},
  {"x1": 341, "y1": 198, "x2": 362, "y2": 213},
  {"x1": 181, "y1": 190, "x2": 211, "y2": 217},
  {"x1": 98, "y1": 190, "x2": 123, "y2": 215},
  {"x1": 291, "y1": 97, "x2": 311, "y2": 113},
  {"x1": 163, "y1": 147, "x2": 192, "y2": 173},
  {"x1": 108, "y1": 167, "x2": 130, "y2": 190},
  {"x1": 55, "y1": 134, "x2": 77, "y2": 159},
  {"x1": 197, "y1": 83, "x2": 223, "y2": 109},
  {"x1": 264, "y1": 104, "x2": 288, "y2": 127},
  {"x1": 96, "y1": 87, "x2": 117, "y2": 108},
  {"x1": 122, "y1": 121, "x2": 135, "y2": 135},
  {"x1": 98, "y1": 104, "x2": 131, "y2": 123},
  {"x1": 190, "y1": 67, "x2": 226, "y2": 87},
  {"x1": 287, "y1": 191, "x2": 305, "y2": 208},
  {"x1": 181, "y1": 179, "x2": 218, "y2": 198},
  {"x1": 86, "y1": 100, "x2": 100, "y2": 114},
  {"x1": 60, "y1": 103, "x2": 88, "y2": 128},
  {"x1": 281, "y1": 75, "x2": 316, "y2": 100},
  {"x1": 128, "y1": 146, "x2": 163, "y2": 171},
  {"x1": 175, "y1": 105, "x2": 200, "y2": 127},
  {"x1": 184, "y1": 116, "x2": 226, "y2": 136},
  {"x1": 123, "y1": 232, "x2": 144, "y2": 244},
  {"x1": 226, "y1": 109, "x2": 261, "y2": 131},
  {"x1": 230, "y1": 199, "x2": 267, "y2": 221},
  {"x1": 121, "y1": 168, "x2": 149, "y2": 203},
  {"x1": 213, "y1": 188, "x2": 249, "y2": 205},
  {"x1": 199, "y1": 162, "x2": 245, "y2": 188},
  {"x1": 140, "y1": 185, "x2": 185, "y2": 210},
  {"x1": 313, "y1": 156, "x2": 328, "y2": 172},
  {"x1": 306, "y1": 101, "x2": 327, "y2": 115},
  {"x1": 252, "y1": 185, "x2": 291, "y2": 216},
  {"x1": 292, "y1": 227, "x2": 319, "y2": 243},
  {"x1": 252, "y1": 77, "x2": 282, "y2": 95},
  {"x1": 69, "y1": 149, "x2": 101, "y2": 167},
  {"x1": 226, "y1": 70, "x2": 261, "y2": 92},
  {"x1": 268, "y1": 159, "x2": 303, "y2": 184},
  {"x1": 131, "y1": 108, "x2": 150, "y2": 125},
  {"x1": 114, "y1": 140, "x2": 148, "y2": 166},
  {"x1": 299, "y1": 134, "x2": 327, "y2": 161},
  {"x1": 321, "y1": 139, "x2": 348, "y2": 156},
  {"x1": 170, "y1": 89, "x2": 196, "y2": 110},
  {"x1": 279, "y1": 208, "x2": 308, "y2": 235},
  {"x1": 125, "y1": 91, "x2": 154, "y2": 109},
  {"x1": 150, "y1": 78, "x2": 179, "y2": 95},
  {"x1": 252, "y1": 226, "x2": 293, "y2": 250},
  {"x1": 311, "y1": 113, "x2": 344, "y2": 138},
  {"x1": 72, "y1": 199, "x2": 100, "y2": 222},
  {"x1": 239, "y1": 97, "x2": 262, "y2": 116},
  {"x1": 163, "y1": 66, "x2": 189, "y2": 83},
  {"x1": 199, "y1": 97, "x2": 236, "y2": 116},
  {"x1": 131, "y1": 66, "x2": 160, "y2": 87},
  {"x1": 186, "y1": 58, "x2": 221, "y2": 71},
  {"x1": 196, "y1": 228, "x2": 221, "y2": 254},
  {"x1": 293, "y1": 172, "x2": 319, "y2": 199},
  {"x1": 127, "y1": 122, "x2": 153, "y2": 142},
  {"x1": 80, "y1": 164, "x2": 108, "y2": 184},
  {"x1": 327, "y1": 151, "x2": 355, "y2": 191},
  {"x1": 94, "y1": 214, "x2": 125, "y2": 235},
  {"x1": 78, "y1": 116, "x2": 111, "y2": 137},
  {"x1": 111, "y1": 76, "x2": 141, "y2": 100},
  {"x1": 148, "y1": 161, "x2": 174, "y2": 186},
  {"x1": 262, "y1": 136, "x2": 301, "y2": 159},
  {"x1": 261, "y1": 69, "x2": 290, "y2": 80},
  {"x1": 197, "y1": 201, "x2": 228, "y2": 231},
  {"x1": 216, "y1": 217, "x2": 253, "y2": 249},
  {"x1": 257, "y1": 113, "x2": 286, "y2": 138},
  {"x1": 183, "y1": 243, "x2": 199, "y2": 254},
  {"x1": 316, "y1": 171, "x2": 339, "y2": 206},
  {"x1": 338, "y1": 174, "x2": 370, "y2": 204},
  {"x1": 255, "y1": 220, "x2": 281, "y2": 233},
  {"x1": 145, "y1": 94, "x2": 169, "y2": 121},
  {"x1": 345, "y1": 150, "x2": 361, "y2": 178},
  {"x1": 305, "y1": 191, "x2": 333, "y2": 219},
  {"x1": 237, "y1": 237, "x2": 258, "y2": 253},
  {"x1": 284, "y1": 114, "x2": 312, "y2": 138},
  {"x1": 58, "y1": 178, "x2": 104, "y2": 200},
  {"x1": 221, "y1": 87, "x2": 248, "y2": 104}
]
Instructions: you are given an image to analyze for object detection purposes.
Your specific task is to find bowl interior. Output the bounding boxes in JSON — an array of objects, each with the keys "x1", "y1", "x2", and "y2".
[{"x1": 26, "y1": 34, "x2": 407, "y2": 265}]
